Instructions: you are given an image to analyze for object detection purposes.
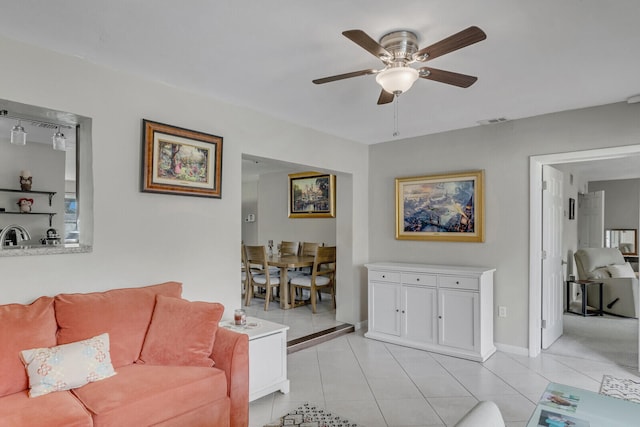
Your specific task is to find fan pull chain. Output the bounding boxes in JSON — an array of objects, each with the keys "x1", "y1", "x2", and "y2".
[{"x1": 393, "y1": 94, "x2": 399, "y2": 137}]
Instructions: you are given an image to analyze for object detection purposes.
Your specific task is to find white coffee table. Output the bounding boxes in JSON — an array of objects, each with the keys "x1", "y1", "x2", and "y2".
[{"x1": 221, "y1": 317, "x2": 290, "y2": 401}]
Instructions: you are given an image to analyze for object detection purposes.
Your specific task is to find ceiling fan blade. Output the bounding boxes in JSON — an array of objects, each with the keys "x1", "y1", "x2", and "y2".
[
  {"x1": 312, "y1": 69, "x2": 377, "y2": 85},
  {"x1": 377, "y1": 89, "x2": 394, "y2": 105},
  {"x1": 419, "y1": 67, "x2": 478, "y2": 88},
  {"x1": 342, "y1": 29, "x2": 392, "y2": 59},
  {"x1": 414, "y1": 26, "x2": 486, "y2": 62}
]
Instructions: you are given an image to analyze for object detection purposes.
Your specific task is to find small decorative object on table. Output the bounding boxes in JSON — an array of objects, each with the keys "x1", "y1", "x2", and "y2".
[
  {"x1": 17, "y1": 197, "x2": 33, "y2": 213},
  {"x1": 234, "y1": 309, "x2": 247, "y2": 326},
  {"x1": 19, "y1": 170, "x2": 32, "y2": 191}
]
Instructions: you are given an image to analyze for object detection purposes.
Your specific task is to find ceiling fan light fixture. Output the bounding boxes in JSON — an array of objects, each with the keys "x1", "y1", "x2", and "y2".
[{"x1": 375, "y1": 67, "x2": 419, "y2": 94}]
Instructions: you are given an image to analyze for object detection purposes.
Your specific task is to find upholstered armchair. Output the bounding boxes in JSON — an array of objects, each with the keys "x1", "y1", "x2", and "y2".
[{"x1": 574, "y1": 248, "x2": 639, "y2": 318}]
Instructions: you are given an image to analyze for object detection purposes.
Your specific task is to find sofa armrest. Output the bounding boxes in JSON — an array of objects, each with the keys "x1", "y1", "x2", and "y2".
[{"x1": 212, "y1": 327, "x2": 249, "y2": 427}]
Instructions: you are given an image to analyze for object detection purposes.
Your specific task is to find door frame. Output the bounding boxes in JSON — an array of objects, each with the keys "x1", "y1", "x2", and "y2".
[{"x1": 529, "y1": 144, "x2": 640, "y2": 357}]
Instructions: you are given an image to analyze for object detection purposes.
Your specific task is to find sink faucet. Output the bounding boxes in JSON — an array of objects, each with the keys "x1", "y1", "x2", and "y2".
[{"x1": 0, "y1": 224, "x2": 31, "y2": 248}]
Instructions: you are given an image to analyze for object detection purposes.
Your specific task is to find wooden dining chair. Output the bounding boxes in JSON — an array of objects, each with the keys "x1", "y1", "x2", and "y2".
[
  {"x1": 244, "y1": 245, "x2": 281, "y2": 311},
  {"x1": 300, "y1": 241, "x2": 321, "y2": 257},
  {"x1": 280, "y1": 241, "x2": 299, "y2": 256},
  {"x1": 290, "y1": 246, "x2": 336, "y2": 313}
]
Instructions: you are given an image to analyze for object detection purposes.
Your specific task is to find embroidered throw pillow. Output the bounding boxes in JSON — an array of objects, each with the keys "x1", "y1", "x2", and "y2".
[
  {"x1": 138, "y1": 295, "x2": 224, "y2": 367},
  {"x1": 20, "y1": 333, "x2": 116, "y2": 398}
]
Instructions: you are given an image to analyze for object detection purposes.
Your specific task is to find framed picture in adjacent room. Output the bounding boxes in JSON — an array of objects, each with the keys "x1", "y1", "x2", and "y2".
[
  {"x1": 141, "y1": 119, "x2": 223, "y2": 198},
  {"x1": 288, "y1": 172, "x2": 336, "y2": 218},
  {"x1": 396, "y1": 170, "x2": 484, "y2": 242}
]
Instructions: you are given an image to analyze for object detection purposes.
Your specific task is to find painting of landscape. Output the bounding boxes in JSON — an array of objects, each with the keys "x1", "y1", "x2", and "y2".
[{"x1": 396, "y1": 171, "x2": 484, "y2": 242}]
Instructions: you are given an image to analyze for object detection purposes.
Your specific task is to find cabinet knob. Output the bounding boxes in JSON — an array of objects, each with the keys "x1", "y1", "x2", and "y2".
[
  {"x1": 401, "y1": 310, "x2": 405, "y2": 314},
  {"x1": 382, "y1": 275, "x2": 386, "y2": 278},
  {"x1": 438, "y1": 316, "x2": 442, "y2": 319},
  {"x1": 396, "y1": 309, "x2": 399, "y2": 312},
  {"x1": 416, "y1": 278, "x2": 420, "y2": 281},
  {"x1": 456, "y1": 281, "x2": 459, "y2": 284}
]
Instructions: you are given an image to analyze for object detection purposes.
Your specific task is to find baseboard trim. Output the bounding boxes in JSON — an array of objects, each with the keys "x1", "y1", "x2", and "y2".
[{"x1": 495, "y1": 342, "x2": 529, "y2": 356}]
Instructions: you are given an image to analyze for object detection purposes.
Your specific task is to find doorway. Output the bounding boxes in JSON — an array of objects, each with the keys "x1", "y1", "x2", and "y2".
[
  {"x1": 241, "y1": 154, "x2": 354, "y2": 341},
  {"x1": 529, "y1": 144, "x2": 640, "y2": 363}
]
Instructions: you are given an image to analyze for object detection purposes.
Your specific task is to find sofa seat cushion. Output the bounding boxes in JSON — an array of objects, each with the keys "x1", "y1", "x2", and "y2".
[
  {"x1": 72, "y1": 364, "x2": 228, "y2": 427},
  {"x1": 0, "y1": 390, "x2": 92, "y2": 427},
  {"x1": 55, "y1": 281, "x2": 182, "y2": 368},
  {"x1": 0, "y1": 296, "x2": 58, "y2": 398}
]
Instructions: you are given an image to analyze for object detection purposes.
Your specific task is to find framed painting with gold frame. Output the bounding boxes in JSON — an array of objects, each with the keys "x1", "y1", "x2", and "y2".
[
  {"x1": 396, "y1": 170, "x2": 484, "y2": 242},
  {"x1": 288, "y1": 172, "x2": 336, "y2": 218},
  {"x1": 141, "y1": 119, "x2": 223, "y2": 198}
]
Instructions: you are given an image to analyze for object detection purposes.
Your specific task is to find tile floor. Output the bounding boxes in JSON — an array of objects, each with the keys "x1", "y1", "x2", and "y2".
[
  {"x1": 244, "y1": 293, "x2": 342, "y2": 341},
  {"x1": 248, "y1": 329, "x2": 640, "y2": 427}
]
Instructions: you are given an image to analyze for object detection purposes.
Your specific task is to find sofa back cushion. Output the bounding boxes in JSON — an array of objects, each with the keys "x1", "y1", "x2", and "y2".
[
  {"x1": 0, "y1": 296, "x2": 58, "y2": 397},
  {"x1": 55, "y1": 282, "x2": 182, "y2": 368}
]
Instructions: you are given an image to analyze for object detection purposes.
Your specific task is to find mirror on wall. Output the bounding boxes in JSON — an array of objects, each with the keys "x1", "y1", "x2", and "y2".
[
  {"x1": 0, "y1": 98, "x2": 92, "y2": 256},
  {"x1": 605, "y1": 228, "x2": 638, "y2": 256}
]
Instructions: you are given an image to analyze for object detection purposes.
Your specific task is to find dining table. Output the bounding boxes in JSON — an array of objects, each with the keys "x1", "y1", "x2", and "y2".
[{"x1": 267, "y1": 254, "x2": 314, "y2": 309}]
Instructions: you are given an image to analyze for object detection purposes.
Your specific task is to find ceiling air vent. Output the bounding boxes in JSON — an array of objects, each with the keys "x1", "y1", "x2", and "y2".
[{"x1": 477, "y1": 117, "x2": 508, "y2": 125}]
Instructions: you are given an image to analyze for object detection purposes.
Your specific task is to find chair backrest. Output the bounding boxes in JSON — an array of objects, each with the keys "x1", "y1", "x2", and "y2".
[
  {"x1": 312, "y1": 246, "x2": 336, "y2": 278},
  {"x1": 301, "y1": 241, "x2": 321, "y2": 257},
  {"x1": 280, "y1": 241, "x2": 299, "y2": 257},
  {"x1": 454, "y1": 401, "x2": 505, "y2": 427},
  {"x1": 244, "y1": 245, "x2": 271, "y2": 280},
  {"x1": 574, "y1": 248, "x2": 626, "y2": 280}
]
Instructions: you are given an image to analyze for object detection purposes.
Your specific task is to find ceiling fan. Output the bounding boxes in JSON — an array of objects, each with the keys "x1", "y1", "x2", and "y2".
[{"x1": 313, "y1": 26, "x2": 486, "y2": 105}]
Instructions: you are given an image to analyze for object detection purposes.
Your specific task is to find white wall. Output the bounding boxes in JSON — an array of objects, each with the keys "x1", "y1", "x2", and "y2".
[
  {"x1": 589, "y1": 179, "x2": 640, "y2": 231},
  {"x1": 256, "y1": 171, "x2": 336, "y2": 247},
  {"x1": 0, "y1": 35, "x2": 370, "y2": 326},
  {"x1": 369, "y1": 102, "x2": 640, "y2": 350},
  {"x1": 241, "y1": 180, "x2": 258, "y2": 244}
]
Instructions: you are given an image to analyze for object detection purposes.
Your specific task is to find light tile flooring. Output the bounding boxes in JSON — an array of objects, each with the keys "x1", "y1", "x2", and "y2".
[
  {"x1": 245, "y1": 294, "x2": 640, "y2": 426},
  {"x1": 248, "y1": 330, "x2": 640, "y2": 427},
  {"x1": 244, "y1": 293, "x2": 341, "y2": 341}
]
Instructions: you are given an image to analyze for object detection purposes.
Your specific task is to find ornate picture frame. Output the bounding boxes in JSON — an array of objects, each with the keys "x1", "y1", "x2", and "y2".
[
  {"x1": 141, "y1": 119, "x2": 223, "y2": 198},
  {"x1": 288, "y1": 172, "x2": 336, "y2": 218},
  {"x1": 396, "y1": 170, "x2": 484, "y2": 242}
]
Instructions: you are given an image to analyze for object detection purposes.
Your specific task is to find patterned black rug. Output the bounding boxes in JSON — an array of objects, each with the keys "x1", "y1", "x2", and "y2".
[
  {"x1": 600, "y1": 375, "x2": 640, "y2": 403},
  {"x1": 264, "y1": 403, "x2": 358, "y2": 427}
]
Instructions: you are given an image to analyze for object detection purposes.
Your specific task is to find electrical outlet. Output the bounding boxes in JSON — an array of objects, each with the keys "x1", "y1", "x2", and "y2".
[{"x1": 498, "y1": 306, "x2": 507, "y2": 317}]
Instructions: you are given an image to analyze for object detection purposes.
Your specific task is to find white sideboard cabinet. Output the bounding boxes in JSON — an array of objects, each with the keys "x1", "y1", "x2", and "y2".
[{"x1": 365, "y1": 262, "x2": 496, "y2": 362}]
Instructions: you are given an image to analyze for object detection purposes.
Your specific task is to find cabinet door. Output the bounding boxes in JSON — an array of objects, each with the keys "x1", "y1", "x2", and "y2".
[
  {"x1": 438, "y1": 289, "x2": 479, "y2": 351},
  {"x1": 402, "y1": 285, "x2": 437, "y2": 344},
  {"x1": 370, "y1": 281, "x2": 401, "y2": 336}
]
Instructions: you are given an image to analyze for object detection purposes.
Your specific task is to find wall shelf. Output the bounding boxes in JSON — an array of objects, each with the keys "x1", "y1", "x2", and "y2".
[{"x1": 0, "y1": 188, "x2": 57, "y2": 206}]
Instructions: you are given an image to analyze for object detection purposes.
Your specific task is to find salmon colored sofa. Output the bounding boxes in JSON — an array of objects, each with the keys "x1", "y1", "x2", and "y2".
[{"x1": 0, "y1": 281, "x2": 249, "y2": 427}]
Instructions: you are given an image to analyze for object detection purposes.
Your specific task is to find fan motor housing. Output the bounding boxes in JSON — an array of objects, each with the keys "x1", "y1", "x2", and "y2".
[{"x1": 379, "y1": 30, "x2": 419, "y2": 62}]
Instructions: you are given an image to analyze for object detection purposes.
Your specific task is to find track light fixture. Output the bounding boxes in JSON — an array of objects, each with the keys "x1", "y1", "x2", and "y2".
[
  {"x1": 52, "y1": 126, "x2": 66, "y2": 151},
  {"x1": 10, "y1": 120, "x2": 26, "y2": 145},
  {"x1": 1, "y1": 109, "x2": 71, "y2": 151}
]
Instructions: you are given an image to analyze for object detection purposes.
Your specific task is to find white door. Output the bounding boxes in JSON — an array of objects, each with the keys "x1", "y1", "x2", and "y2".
[
  {"x1": 438, "y1": 289, "x2": 478, "y2": 351},
  {"x1": 541, "y1": 165, "x2": 564, "y2": 349},
  {"x1": 577, "y1": 191, "x2": 605, "y2": 249},
  {"x1": 402, "y1": 285, "x2": 437, "y2": 344},
  {"x1": 370, "y1": 282, "x2": 401, "y2": 336}
]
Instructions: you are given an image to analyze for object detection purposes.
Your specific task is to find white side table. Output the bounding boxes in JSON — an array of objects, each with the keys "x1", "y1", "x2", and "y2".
[{"x1": 221, "y1": 317, "x2": 290, "y2": 401}]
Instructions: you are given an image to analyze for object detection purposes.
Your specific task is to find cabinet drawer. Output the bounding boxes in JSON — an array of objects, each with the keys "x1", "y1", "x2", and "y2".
[
  {"x1": 401, "y1": 273, "x2": 437, "y2": 286},
  {"x1": 438, "y1": 275, "x2": 479, "y2": 290},
  {"x1": 369, "y1": 270, "x2": 400, "y2": 282}
]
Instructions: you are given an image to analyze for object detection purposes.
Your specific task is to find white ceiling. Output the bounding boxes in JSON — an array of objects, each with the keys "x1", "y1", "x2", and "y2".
[{"x1": 1, "y1": 1, "x2": 639, "y2": 145}]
